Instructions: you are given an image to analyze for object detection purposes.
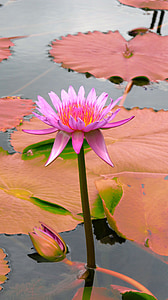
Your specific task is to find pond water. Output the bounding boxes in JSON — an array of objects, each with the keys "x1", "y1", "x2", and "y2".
[{"x1": 0, "y1": 0, "x2": 168, "y2": 299}]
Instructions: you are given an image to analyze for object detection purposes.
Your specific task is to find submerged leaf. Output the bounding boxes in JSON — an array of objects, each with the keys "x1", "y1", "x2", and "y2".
[{"x1": 50, "y1": 31, "x2": 168, "y2": 82}]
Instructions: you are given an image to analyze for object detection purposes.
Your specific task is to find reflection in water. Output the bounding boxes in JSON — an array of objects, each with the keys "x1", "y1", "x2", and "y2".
[
  {"x1": 92, "y1": 218, "x2": 125, "y2": 246},
  {"x1": 82, "y1": 268, "x2": 95, "y2": 300},
  {"x1": 150, "y1": 10, "x2": 165, "y2": 35}
]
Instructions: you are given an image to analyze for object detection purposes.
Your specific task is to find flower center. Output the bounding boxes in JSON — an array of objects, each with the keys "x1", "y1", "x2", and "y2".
[{"x1": 58, "y1": 103, "x2": 101, "y2": 127}]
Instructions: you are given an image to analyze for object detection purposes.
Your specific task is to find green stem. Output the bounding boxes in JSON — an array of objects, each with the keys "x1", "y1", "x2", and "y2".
[
  {"x1": 77, "y1": 144, "x2": 96, "y2": 269},
  {"x1": 82, "y1": 268, "x2": 95, "y2": 300}
]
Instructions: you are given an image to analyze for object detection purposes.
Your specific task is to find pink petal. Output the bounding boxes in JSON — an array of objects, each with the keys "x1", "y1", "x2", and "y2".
[
  {"x1": 45, "y1": 131, "x2": 71, "y2": 166},
  {"x1": 57, "y1": 120, "x2": 73, "y2": 133},
  {"x1": 96, "y1": 92, "x2": 108, "y2": 110},
  {"x1": 102, "y1": 108, "x2": 120, "y2": 124},
  {"x1": 22, "y1": 128, "x2": 58, "y2": 135},
  {"x1": 100, "y1": 100, "x2": 120, "y2": 119},
  {"x1": 85, "y1": 129, "x2": 114, "y2": 167},
  {"x1": 99, "y1": 96, "x2": 122, "y2": 119},
  {"x1": 34, "y1": 109, "x2": 59, "y2": 128},
  {"x1": 76, "y1": 118, "x2": 85, "y2": 130},
  {"x1": 68, "y1": 86, "x2": 77, "y2": 101},
  {"x1": 110, "y1": 96, "x2": 122, "y2": 109},
  {"x1": 69, "y1": 116, "x2": 77, "y2": 130},
  {"x1": 102, "y1": 116, "x2": 134, "y2": 129},
  {"x1": 77, "y1": 86, "x2": 85, "y2": 105},
  {"x1": 48, "y1": 91, "x2": 62, "y2": 114},
  {"x1": 61, "y1": 89, "x2": 70, "y2": 105},
  {"x1": 86, "y1": 88, "x2": 96, "y2": 105},
  {"x1": 84, "y1": 120, "x2": 107, "y2": 132},
  {"x1": 72, "y1": 131, "x2": 84, "y2": 154},
  {"x1": 37, "y1": 95, "x2": 57, "y2": 117},
  {"x1": 83, "y1": 122, "x2": 98, "y2": 132},
  {"x1": 32, "y1": 112, "x2": 52, "y2": 126}
]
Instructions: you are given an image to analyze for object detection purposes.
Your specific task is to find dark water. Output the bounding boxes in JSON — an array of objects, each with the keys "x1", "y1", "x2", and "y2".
[
  {"x1": 0, "y1": 0, "x2": 168, "y2": 299},
  {"x1": 1, "y1": 222, "x2": 168, "y2": 299}
]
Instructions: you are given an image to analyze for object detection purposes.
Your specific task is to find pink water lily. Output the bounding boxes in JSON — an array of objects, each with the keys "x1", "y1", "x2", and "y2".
[{"x1": 23, "y1": 86, "x2": 134, "y2": 166}]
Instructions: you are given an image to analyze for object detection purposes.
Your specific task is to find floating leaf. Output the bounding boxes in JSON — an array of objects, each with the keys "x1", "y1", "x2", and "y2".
[
  {"x1": 10, "y1": 107, "x2": 168, "y2": 236},
  {"x1": 0, "y1": 96, "x2": 34, "y2": 131},
  {"x1": 0, "y1": 248, "x2": 10, "y2": 291},
  {"x1": 118, "y1": 0, "x2": 168, "y2": 10},
  {"x1": 49, "y1": 31, "x2": 168, "y2": 82},
  {"x1": 0, "y1": 150, "x2": 101, "y2": 234},
  {"x1": 0, "y1": 36, "x2": 26, "y2": 63},
  {"x1": 122, "y1": 291, "x2": 157, "y2": 300},
  {"x1": 85, "y1": 98, "x2": 168, "y2": 258},
  {"x1": 86, "y1": 107, "x2": 168, "y2": 175},
  {"x1": 95, "y1": 172, "x2": 168, "y2": 256},
  {"x1": 111, "y1": 286, "x2": 157, "y2": 299}
]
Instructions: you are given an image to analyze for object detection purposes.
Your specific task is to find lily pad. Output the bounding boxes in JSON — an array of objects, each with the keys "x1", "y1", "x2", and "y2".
[
  {"x1": 0, "y1": 248, "x2": 10, "y2": 291},
  {"x1": 0, "y1": 149, "x2": 101, "y2": 234},
  {"x1": 0, "y1": 96, "x2": 34, "y2": 132},
  {"x1": 122, "y1": 292, "x2": 157, "y2": 300},
  {"x1": 117, "y1": 0, "x2": 168, "y2": 10},
  {"x1": 86, "y1": 107, "x2": 168, "y2": 175},
  {"x1": 95, "y1": 173, "x2": 168, "y2": 256},
  {"x1": 0, "y1": 36, "x2": 26, "y2": 63},
  {"x1": 49, "y1": 31, "x2": 168, "y2": 82}
]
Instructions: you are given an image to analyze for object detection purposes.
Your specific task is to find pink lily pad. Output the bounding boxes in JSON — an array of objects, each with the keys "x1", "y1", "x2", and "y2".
[
  {"x1": 0, "y1": 36, "x2": 26, "y2": 63},
  {"x1": 0, "y1": 149, "x2": 100, "y2": 234},
  {"x1": 95, "y1": 172, "x2": 168, "y2": 256},
  {"x1": 49, "y1": 31, "x2": 168, "y2": 82},
  {"x1": 118, "y1": 0, "x2": 168, "y2": 10},
  {"x1": 0, "y1": 96, "x2": 34, "y2": 131},
  {"x1": 0, "y1": 248, "x2": 10, "y2": 291},
  {"x1": 86, "y1": 107, "x2": 168, "y2": 175}
]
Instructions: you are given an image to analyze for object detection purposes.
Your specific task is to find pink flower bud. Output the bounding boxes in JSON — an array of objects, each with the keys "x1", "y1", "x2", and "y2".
[{"x1": 29, "y1": 222, "x2": 67, "y2": 262}]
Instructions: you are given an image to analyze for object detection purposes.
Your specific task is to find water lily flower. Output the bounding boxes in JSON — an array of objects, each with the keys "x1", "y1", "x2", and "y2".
[
  {"x1": 29, "y1": 222, "x2": 67, "y2": 262},
  {"x1": 23, "y1": 86, "x2": 134, "y2": 166}
]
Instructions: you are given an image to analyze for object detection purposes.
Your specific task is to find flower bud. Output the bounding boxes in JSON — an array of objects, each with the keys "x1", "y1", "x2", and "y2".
[{"x1": 29, "y1": 222, "x2": 67, "y2": 262}]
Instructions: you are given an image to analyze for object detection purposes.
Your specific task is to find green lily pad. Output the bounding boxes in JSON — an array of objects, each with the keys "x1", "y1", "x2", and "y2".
[{"x1": 122, "y1": 292, "x2": 157, "y2": 300}]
